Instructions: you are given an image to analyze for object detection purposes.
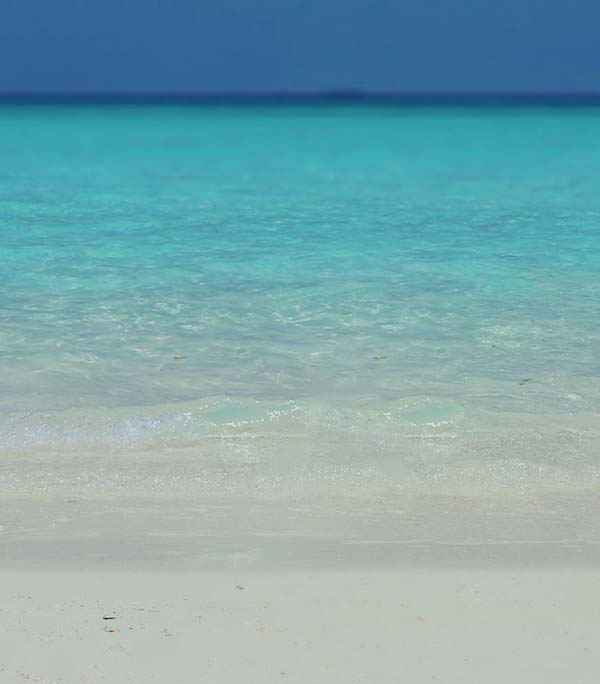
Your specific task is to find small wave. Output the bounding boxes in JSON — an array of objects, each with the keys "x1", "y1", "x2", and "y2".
[{"x1": 1, "y1": 398, "x2": 600, "y2": 495}]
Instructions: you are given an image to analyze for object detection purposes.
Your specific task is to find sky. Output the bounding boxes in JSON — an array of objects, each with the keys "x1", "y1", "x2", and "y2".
[{"x1": 1, "y1": 0, "x2": 599, "y2": 93}]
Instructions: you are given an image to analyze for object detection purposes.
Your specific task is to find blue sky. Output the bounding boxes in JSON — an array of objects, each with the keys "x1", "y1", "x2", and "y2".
[{"x1": 1, "y1": 0, "x2": 599, "y2": 93}]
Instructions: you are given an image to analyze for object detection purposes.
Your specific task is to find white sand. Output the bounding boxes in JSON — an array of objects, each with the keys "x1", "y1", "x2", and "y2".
[
  {"x1": 2, "y1": 486, "x2": 600, "y2": 682},
  {"x1": 2, "y1": 568, "x2": 600, "y2": 683}
]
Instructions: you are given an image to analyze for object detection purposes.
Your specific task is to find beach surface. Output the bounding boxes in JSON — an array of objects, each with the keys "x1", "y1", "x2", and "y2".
[
  {"x1": 3, "y1": 567, "x2": 600, "y2": 684},
  {"x1": 2, "y1": 485, "x2": 600, "y2": 683}
]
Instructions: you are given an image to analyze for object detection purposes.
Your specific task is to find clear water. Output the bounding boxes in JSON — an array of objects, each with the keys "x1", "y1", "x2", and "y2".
[{"x1": 2, "y1": 105, "x2": 600, "y2": 493}]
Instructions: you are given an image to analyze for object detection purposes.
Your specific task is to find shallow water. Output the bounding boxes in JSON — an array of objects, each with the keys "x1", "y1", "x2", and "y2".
[{"x1": 1, "y1": 105, "x2": 600, "y2": 493}]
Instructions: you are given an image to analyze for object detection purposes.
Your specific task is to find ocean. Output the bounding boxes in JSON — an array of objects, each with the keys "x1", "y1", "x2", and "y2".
[{"x1": 2, "y1": 103, "x2": 600, "y2": 497}]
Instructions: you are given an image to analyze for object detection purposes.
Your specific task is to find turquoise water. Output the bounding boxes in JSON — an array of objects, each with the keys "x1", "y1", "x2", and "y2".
[{"x1": 2, "y1": 105, "x2": 600, "y2": 492}]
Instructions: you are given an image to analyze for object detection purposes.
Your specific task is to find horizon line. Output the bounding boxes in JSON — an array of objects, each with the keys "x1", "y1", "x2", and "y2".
[{"x1": 2, "y1": 91, "x2": 600, "y2": 105}]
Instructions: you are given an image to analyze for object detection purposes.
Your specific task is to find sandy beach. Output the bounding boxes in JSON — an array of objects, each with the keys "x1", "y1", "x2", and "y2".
[
  {"x1": 3, "y1": 567, "x2": 600, "y2": 684},
  {"x1": 2, "y1": 484, "x2": 600, "y2": 683}
]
